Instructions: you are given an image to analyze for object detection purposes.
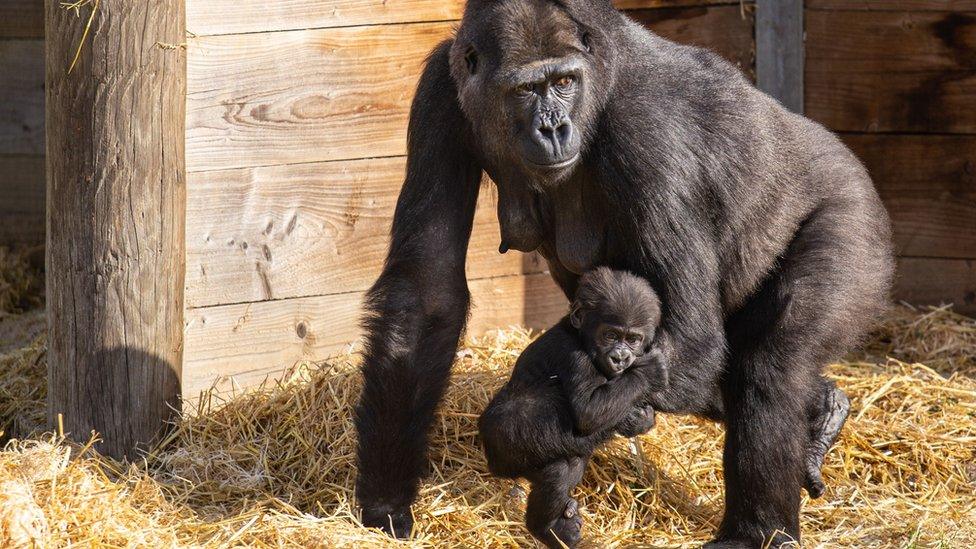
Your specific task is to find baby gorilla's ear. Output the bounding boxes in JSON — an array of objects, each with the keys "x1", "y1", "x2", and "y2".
[{"x1": 569, "y1": 302, "x2": 585, "y2": 329}]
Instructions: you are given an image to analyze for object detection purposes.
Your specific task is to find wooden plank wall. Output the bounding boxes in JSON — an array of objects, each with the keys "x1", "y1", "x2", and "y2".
[
  {"x1": 182, "y1": 0, "x2": 756, "y2": 396},
  {"x1": 805, "y1": 0, "x2": 976, "y2": 314},
  {"x1": 0, "y1": 1, "x2": 44, "y2": 246}
]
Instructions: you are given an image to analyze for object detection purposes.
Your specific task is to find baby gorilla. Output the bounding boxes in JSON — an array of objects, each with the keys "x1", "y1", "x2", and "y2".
[{"x1": 479, "y1": 267, "x2": 667, "y2": 548}]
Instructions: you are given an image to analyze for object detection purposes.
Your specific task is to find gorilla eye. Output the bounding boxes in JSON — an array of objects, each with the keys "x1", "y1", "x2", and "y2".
[
  {"x1": 605, "y1": 330, "x2": 620, "y2": 342},
  {"x1": 464, "y1": 47, "x2": 479, "y2": 75},
  {"x1": 515, "y1": 82, "x2": 535, "y2": 96},
  {"x1": 555, "y1": 75, "x2": 575, "y2": 89},
  {"x1": 626, "y1": 334, "x2": 643, "y2": 345}
]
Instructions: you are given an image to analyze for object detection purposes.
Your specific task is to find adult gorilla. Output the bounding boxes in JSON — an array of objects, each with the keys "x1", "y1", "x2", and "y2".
[{"x1": 353, "y1": 0, "x2": 894, "y2": 546}]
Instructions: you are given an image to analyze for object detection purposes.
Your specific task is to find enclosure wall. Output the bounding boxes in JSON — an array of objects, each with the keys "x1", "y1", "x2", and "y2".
[
  {"x1": 804, "y1": 0, "x2": 976, "y2": 314},
  {"x1": 0, "y1": 1, "x2": 44, "y2": 247},
  {"x1": 179, "y1": 0, "x2": 757, "y2": 397}
]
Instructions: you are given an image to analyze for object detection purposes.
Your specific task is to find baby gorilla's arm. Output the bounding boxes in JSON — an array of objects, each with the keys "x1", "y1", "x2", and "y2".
[{"x1": 564, "y1": 349, "x2": 668, "y2": 436}]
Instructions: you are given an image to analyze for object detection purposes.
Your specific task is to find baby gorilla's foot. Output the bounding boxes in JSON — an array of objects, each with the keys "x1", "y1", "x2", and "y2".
[
  {"x1": 615, "y1": 403, "x2": 656, "y2": 437},
  {"x1": 530, "y1": 499, "x2": 583, "y2": 548}
]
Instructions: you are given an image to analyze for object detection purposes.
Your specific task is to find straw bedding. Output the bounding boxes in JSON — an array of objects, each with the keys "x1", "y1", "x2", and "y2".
[{"x1": 0, "y1": 249, "x2": 973, "y2": 548}]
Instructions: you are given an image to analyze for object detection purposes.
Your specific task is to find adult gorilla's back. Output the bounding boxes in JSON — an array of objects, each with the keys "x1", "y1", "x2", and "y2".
[{"x1": 353, "y1": 0, "x2": 894, "y2": 546}]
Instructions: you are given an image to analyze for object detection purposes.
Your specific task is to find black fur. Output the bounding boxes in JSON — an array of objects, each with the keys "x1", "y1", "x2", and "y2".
[
  {"x1": 479, "y1": 267, "x2": 667, "y2": 548},
  {"x1": 354, "y1": 0, "x2": 894, "y2": 546}
]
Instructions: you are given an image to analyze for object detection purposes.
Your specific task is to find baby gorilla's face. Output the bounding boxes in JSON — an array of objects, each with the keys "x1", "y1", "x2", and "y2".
[{"x1": 591, "y1": 322, "x2": 647, "y2": 377}]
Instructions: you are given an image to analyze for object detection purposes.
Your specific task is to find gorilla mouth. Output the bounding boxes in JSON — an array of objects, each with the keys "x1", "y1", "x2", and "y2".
[{"x1": 528, "y1": 153, "x2": 580, "y2": 170}]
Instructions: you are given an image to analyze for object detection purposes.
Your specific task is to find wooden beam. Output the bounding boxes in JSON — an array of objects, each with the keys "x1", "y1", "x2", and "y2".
[
  {"x1": 186, "y1": 7, "x2": 757, "y2": 173},
  {"x1": 185, "y1": 22, "x2": 453, "y2": 173},
  {"x1": 185, "y1": 0, "x2": 743, "y2": 37},
  {"x1": 46, "y1": 0, "x2": 186, "y2": 459},
  {"x1": 895, "y1": 257, "x2": 976, "y2": 314},
  {"x1": 185, "y1": 158, "x2": 547, "y2": 308},
  {"x1": 805, "y1": 9, "x2": 976, "y2": 133},
  {"x1": 756, "y1": 0, "x2": 804, "y2": 113},
  {"x1": 842, "y1": 134, "x2": 976, "y2": 259},
  {"x1": 183, "y1": 272, "x2": 567, "y2": 399},
  {"x1": 807, "y1": 1, "x2": 976, "y2": 10},
  {"x1": 627, "y1": 5, "x2": 756, "y2": 75}
]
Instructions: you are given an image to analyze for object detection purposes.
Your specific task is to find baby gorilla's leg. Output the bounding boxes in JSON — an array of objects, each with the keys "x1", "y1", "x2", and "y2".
[
  {"x1": 804, "y1": 378, "x2": 851, "y2": 498},
  {"x1": 525, "y1": 457, "x2": 588, "y2": 548},
  {"x1": 614, "y1": 401, "x2": 656, "y2": 437}
]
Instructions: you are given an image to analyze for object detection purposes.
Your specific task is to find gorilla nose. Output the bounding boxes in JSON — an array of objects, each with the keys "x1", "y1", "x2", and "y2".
[
  {"x1": 608, "y1": 350, "x2": 629, "y2": 370},
  {"x1": 532, "y1": 115, "x2": 574, "y2": 159}
]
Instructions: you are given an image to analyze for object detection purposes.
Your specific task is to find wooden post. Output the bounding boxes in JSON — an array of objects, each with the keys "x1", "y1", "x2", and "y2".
[
  {"x1": 756, "y1": 0, "x2": 804, "y2": 114},
  {"x1": 46, "y1": 1, "x2": 186, "y2": 459}
]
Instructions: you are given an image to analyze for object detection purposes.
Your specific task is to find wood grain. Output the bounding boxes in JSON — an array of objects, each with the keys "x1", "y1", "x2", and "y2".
[
  {"x1": 0, "y1": 40, "x2": 44, "y2": 155},
  {"x1": 628, "y1": 5, "x2": 755, "y2": 73},
  {"x1": 843, "y1": 134, "x2": 976, "y2": 259},
  {"x1": 185, "y1": 22, "x2": 453, "y2": 172},
  {"x1": 183, "y1": 272, "x2": 567, "y2": 397},
  {"x1": 895, "y1": 257, "x2": 976, "y2": 314},
  {"x1": 0, "y1": 155, "x2": 45, "y2": 246},
  {"x1": 805, "y1": 10, "x2": 976, "y2": 133},
  {"x1": 46, "y1": 0, "x2": 186, "y2": 459},
  {"x1": 808, "y1": 1, "x2": 976, "y2": 11},
  {"x1": 187, "y1": 7, "x2": 756, "y2": 172},
  {"x1": 0, "y1": 0, "x2": 43, "y2": 38},
  {"x1": 185, "y1": 157, "x2": 546, "y2": 307},
  {"x1": 186, "y1": 0, "x2": 745, "y2": 36}
]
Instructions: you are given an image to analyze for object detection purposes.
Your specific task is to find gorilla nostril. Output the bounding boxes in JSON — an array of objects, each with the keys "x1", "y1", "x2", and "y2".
[{"x1": 556, "y1": 123, "x2": 571, "y2": 143}]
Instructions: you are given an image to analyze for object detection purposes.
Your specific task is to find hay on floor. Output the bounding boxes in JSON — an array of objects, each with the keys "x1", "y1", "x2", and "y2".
[{"x1": 0, "y1": 307, "x2": 974, "y2": 547}]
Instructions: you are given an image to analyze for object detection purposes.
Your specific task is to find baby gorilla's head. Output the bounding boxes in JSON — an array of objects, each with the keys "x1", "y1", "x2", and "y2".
[{"x1": 570, "y1": 267, "x2": 661, "y2": 378}]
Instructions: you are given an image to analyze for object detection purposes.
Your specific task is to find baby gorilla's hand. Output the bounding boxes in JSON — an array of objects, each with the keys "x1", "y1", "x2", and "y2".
[
  {"x1": 614, "y1": 403, "x2": 656, "y2": 437},
  {"x1": 632, "y1": 347, "x2": 669, "y2": 392}
]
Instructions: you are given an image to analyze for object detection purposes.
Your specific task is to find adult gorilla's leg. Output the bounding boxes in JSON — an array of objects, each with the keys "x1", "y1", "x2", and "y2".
[
  {"x1": 525, "y1": 457, "x2": 588, "y2": 548},
  {"x1": 713, "y1": 197, "x2": 892, "y2": 547}
]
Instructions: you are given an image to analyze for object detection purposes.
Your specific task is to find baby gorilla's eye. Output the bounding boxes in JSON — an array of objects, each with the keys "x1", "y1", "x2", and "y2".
[
  {"x1": 626, "y1": 334, "x2": 643, "y2": 345},
  {"x1": 555, "y1": 75, "x2": 575, "y2": 89},
  {"x1": 605, "y1": 330, "x2": 619, "y2": 342}
]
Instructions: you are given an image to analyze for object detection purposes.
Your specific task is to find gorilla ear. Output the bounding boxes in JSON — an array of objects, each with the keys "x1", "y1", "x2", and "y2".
[
  {"x1": 464, "y1": 46, "x2": 479, "y2": 75},
  {"x1": 570, "y1": 302, "x2": 585, "y2": 329}
]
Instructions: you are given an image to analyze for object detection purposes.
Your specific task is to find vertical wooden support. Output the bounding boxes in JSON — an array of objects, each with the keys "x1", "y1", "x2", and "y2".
[
  {"x1": 46, "y1": 1, "x2": 186, "y2": 459},
  {"x1": 756, "y1": 0, "x2": 804, "y2": 114}
]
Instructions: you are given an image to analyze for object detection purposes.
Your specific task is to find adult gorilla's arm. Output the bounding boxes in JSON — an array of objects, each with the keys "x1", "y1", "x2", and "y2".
[
  {"x1": 354, "y1": 41, "x2": 482, "y2": 534},
  {"x1": 597, "y1": 104, "x2": 728, "y2": 416}
]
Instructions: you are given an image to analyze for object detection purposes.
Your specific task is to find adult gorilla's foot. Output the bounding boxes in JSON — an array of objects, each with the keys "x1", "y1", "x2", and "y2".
[
  {"x1": 360, "y1": 504, "x2": 414, "y2": 539},
  {"x1": 704, "y1": 531, "x2": 798, "y2": 548},
  {"x1": 804, "y1": 383, "x2": 851, "y2": 499},
  {"x1": 703, "y1": 541, "x2": 751, "y2": 549},
  {"x1": 529, "y1": 499, "x2": 583, "y2": 548}
]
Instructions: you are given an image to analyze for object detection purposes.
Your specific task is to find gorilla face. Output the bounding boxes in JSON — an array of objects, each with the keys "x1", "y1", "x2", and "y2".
[
  {"x1": 450, "y1": 0, "x2": 608, "y2": 187},
  {"x1": 504, "y1": 59, "x2": 585, "y2": 173}
]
